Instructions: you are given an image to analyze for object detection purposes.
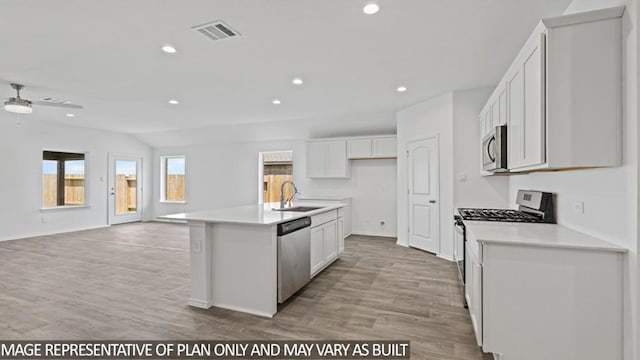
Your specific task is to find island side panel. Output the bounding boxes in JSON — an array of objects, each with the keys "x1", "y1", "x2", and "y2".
[
  {"x1": 209, "y1": 223, "x2": 278, "y2": 317},
  {"x1": 187, "y1": 221, "x2": 213, "y2": 308}
]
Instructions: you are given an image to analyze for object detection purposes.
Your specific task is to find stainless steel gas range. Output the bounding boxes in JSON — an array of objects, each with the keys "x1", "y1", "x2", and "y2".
[{"x1": 453, "y1": 190, "x2": 555, "y2": 307}]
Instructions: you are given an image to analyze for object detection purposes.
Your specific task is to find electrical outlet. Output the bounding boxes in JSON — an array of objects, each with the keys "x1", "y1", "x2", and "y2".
[
  {"x1": 41, "y1": 216, "x2": 48, "y2": 224},
  {"x1": 573, "y1": 201, "x2": 584, "y2": 214}
]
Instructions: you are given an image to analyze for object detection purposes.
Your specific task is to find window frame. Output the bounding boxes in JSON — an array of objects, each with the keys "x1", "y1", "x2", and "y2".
[
  {"x1": 40, "y1": 149, "x2": 90, "y2": 210},
  {"x1": 160, "y1": 155, "x2": 186, "y2": 204}
]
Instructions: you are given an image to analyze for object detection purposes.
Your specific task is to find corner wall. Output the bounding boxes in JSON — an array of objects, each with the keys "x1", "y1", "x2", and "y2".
[
  {"x1": 397, "y1": 89, "x2": 510, "y2": 260},
  {"x1": 0, "y1": 118, "x2": 153, "y2": 241}
]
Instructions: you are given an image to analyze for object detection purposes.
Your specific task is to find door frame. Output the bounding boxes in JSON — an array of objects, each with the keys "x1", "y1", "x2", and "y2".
[
  {"x1": 257, "y1": 150, "x2": 293, "y2": 204},
  {"x1": 406, "y1": 134, "x2": 441, "y2": 254},
  {"x1": 108, "y1": 153, "x2": 144, "y2": 225}
]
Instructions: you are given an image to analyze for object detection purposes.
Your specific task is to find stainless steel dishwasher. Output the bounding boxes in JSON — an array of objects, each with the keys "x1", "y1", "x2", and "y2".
[{"x1": 277, "y1": 217, "x2": 311, "y2": 303}]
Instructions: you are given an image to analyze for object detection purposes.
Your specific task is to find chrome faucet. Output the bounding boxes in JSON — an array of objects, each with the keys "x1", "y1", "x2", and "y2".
[{"x1": 280, "y1": 181, "x2": 300, "y2": 208}]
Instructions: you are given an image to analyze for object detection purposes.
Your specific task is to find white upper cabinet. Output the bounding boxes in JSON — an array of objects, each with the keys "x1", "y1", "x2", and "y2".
[
  {"x1": 306, "y1": 140, "x2": 350, "y2": 178},
  {"x1": 325, "y1": 141, "x2": 349, "y2": 177},
  {"x1": 481, "y1": 6, "x2": 624, "y2": 173},
  {"x1": 347, "y1": 135, "x2": 397, "y2": 159},
  {"x1": 347, "y1": 139, "x2": 372, "y2": 159},
  {"x1": 372, "y1": 136, "x2": 397, "y2": 158}
]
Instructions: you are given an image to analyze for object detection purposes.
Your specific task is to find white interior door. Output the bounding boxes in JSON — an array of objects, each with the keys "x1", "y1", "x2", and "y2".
[
  {"x1": 108, "y1": 154, "x2": 143, "y2": 225},
  {"x1": 407, "y1": 137, "x2": 440, "y2": 254}
]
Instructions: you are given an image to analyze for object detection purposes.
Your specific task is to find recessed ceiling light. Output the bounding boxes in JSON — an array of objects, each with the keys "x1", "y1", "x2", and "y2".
[
  {"x1": 272, "y1": 99, "x2": 282, "y2": 105},
  {"x1": 292, "y1": 78, "x2": 303, "y2": 85},
  {"x1": 162, "y1": 45, "x2": 177, "y2": 54},
  {"x1": 65, "y1": 113, "x2": 75, "y2": 118},
  {"x1": 168, "y1": 99, "x2": 179, "y2": 105},
  {"x1": 396, "y1": 86, "x2": 408, "y2": 93},
  {"x1": 363, "y1": 3, "x2": 380, "y2": 15}
]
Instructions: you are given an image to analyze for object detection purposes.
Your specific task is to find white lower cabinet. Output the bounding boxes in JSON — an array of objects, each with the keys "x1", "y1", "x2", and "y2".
[
  {"x1": 323, "y1": 221, "x2": 338, "y2": 262},
  {"x1": 310, "y1": 227, "x2": 325, "y2": 275},
  {"x1": 464, "y1": 225, "x2": 624, "y2": 360},
  {"x1": 310, "y1": 211, "x2": 340, "y2": 277},
  {"x1": 465, "y1": 242, "x2": 483, "y2": 347}
]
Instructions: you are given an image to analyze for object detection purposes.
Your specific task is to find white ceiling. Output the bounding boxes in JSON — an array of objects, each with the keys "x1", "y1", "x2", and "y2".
[{"x1": 0, "y1": 0, "x2": 572, "y2": 135}]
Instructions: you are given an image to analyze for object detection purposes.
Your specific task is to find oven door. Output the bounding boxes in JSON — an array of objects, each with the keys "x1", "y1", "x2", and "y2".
[{"x1": 453, "y1": 216, "x2": 467, "y2": 308}]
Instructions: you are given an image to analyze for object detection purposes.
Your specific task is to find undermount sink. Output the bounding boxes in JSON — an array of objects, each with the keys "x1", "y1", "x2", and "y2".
[{"x1": 272, "y1": 206, "x2": 324, "y2": 212}]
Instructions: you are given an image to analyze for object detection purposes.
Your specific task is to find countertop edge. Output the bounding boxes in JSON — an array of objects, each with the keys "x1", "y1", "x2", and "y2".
[
  {"x1": 159, "y1": 203, "x2": 345, "y2": 226},
  {"x1": 477, "y1": 238, "x2": 628, "y2": 253}
]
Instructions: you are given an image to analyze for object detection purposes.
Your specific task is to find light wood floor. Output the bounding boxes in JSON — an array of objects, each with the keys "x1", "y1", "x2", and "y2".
[{"x1": 0, "y1": 222, "x2": 491, "y2": 359}]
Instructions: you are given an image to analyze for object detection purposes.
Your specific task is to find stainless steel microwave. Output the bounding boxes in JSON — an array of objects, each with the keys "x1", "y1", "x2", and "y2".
[{"x1": 482, "y1": 125, "x2": 508, "y2": 172}]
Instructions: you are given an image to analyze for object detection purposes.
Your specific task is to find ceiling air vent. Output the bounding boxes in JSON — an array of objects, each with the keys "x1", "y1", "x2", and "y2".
[{"x1": 192, "y1": 20, "x2": 241, "y2": 41}]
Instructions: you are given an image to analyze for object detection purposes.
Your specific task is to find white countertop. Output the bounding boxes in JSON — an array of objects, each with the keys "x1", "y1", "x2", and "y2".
[
  {"x1": 159, "y1": 202, "x2": 344, "y2": 226},
  {"x1": 297, "y1": 195, "x2": 352, "y2": 200},
  {"x1": 463, "y1": 220, "x2": 626, "y2": 253}
]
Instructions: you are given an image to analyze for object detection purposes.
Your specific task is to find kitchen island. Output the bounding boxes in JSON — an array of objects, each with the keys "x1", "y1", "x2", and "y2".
[{"x1": 161, "y1": 202, "x2": 345, "y2": 317}]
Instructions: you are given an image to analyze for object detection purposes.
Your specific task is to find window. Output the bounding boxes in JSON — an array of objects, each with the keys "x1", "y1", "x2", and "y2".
[
  {"x1": 42, "y1": 151, "x2": 86, "y2": 208},
  {"x1": 161, "y1": 155, "x2": 185, "y2": 202},
  {"x1": 259, "y1": 151, "x2": 293, "y2": 204}
]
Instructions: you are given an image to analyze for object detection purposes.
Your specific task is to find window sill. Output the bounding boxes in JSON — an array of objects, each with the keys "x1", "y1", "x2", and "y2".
[
  {"x1": 160, "y1": 201, "x2": 187, "y2": 204},
  {"x1": 40, "y1": 205, "x2": 93, "y2": 212}
]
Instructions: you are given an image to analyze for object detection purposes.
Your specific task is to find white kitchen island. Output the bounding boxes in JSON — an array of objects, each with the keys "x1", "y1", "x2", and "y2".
[{"x1": 161, "y1": 202, "x2": 345, "y2": 317}]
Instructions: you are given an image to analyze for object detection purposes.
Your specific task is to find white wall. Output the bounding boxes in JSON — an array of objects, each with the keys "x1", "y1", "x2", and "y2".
[
  {"x1": 397, "y1": 89, "x2": 509, "y2": 260},
  {"x1": 153, "y1": 139, "x2": 397, "y2": 237},
  {"x1": 507, "y1": 1, "x2": 638, "y2": 358},
  {"x1": 397, "y1": 92, "x2": 455, "y2": 258},
  {"x1": 0, "y1": 118, "x2": 152, "y2": 241},
  {"x1": 453, "y1": 88, "x2": 510, "y2": 209}
]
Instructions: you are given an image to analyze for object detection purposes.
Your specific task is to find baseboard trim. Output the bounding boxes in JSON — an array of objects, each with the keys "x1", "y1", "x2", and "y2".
[
  {"x1": 350, "y1": 232, "x2": 397, "y2": 239},
  {"x1": 437, "y1": 253, "x2": 455, "y2": 262},
  {"x1": 0, "y1": 224, "x2": 110, "y2": 242},
  {"x1": 212, "y1": 302, "x2": 275, "y2": 318},
  {"x1": 188, "y1": 299, "x2": 213, "y2": 309}
]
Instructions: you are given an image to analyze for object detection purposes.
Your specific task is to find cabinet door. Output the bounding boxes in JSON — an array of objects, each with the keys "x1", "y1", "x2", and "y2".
[
  {"x1": 337, "y1": 217, "x2": 345, "y2": 254},
  {"x1": 310, "y1": 227, "x2": 325, "y2": 276},
  {"x1": 470, "y1": 252, "x2": 483, "y2": 346},
  {"x1": 484, "y1": 110, "x2": 493, "y2": 135},
  {"x1": 465, "y1": 243, "x2": 473, "y2": 306},
  {"x1": 306, "y1": 142, "x2": 326, "y2": 178},
  {"x1": 324, "y1": 140, "x2": 348, "y2": 178},
  {"x1": 498, "y1": 87, "x2": 507, "y2": 126},
  {"x1": 372, "y1": 137, "x2": 397, "y2": 158},
  {"x1": 521, "y1": 32, "x2": 546, "y2": 168},
  {"x1": 491, "y1": 99, "x2": 500, "y2": 129},
  {"x1": 323, "y1": 220, "x2": 338, "y2": 262},
  {"x1": 347, "y1": 139, "x2": 372, "y2": 159},
  {"x1": 507, "y1": 66, "x2": 524, "y2": 169}
]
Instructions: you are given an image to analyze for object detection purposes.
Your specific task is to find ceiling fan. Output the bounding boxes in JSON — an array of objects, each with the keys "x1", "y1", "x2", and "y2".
[{"x1": 3, "y1": 83, "x2": 83, "y2": 114}]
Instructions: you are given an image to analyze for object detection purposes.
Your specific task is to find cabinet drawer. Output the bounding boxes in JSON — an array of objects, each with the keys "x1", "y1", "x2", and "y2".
[{"x1": 311, "y1": 210, "x2": 337, "y2": 228}]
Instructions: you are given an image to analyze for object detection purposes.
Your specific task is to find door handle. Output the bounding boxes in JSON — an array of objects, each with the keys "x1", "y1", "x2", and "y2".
[{"x1": 429, "y1": 200, "x2": 437, "y2": 204}]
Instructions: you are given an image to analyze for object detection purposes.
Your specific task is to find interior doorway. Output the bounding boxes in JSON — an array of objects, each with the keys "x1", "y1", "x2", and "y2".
[
  {"x1": 258, "y1": 151, "x2": 293, "y2": 204},
  {"x1": 407, "y1": 136, "x2": 440, "y2": 254}
]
